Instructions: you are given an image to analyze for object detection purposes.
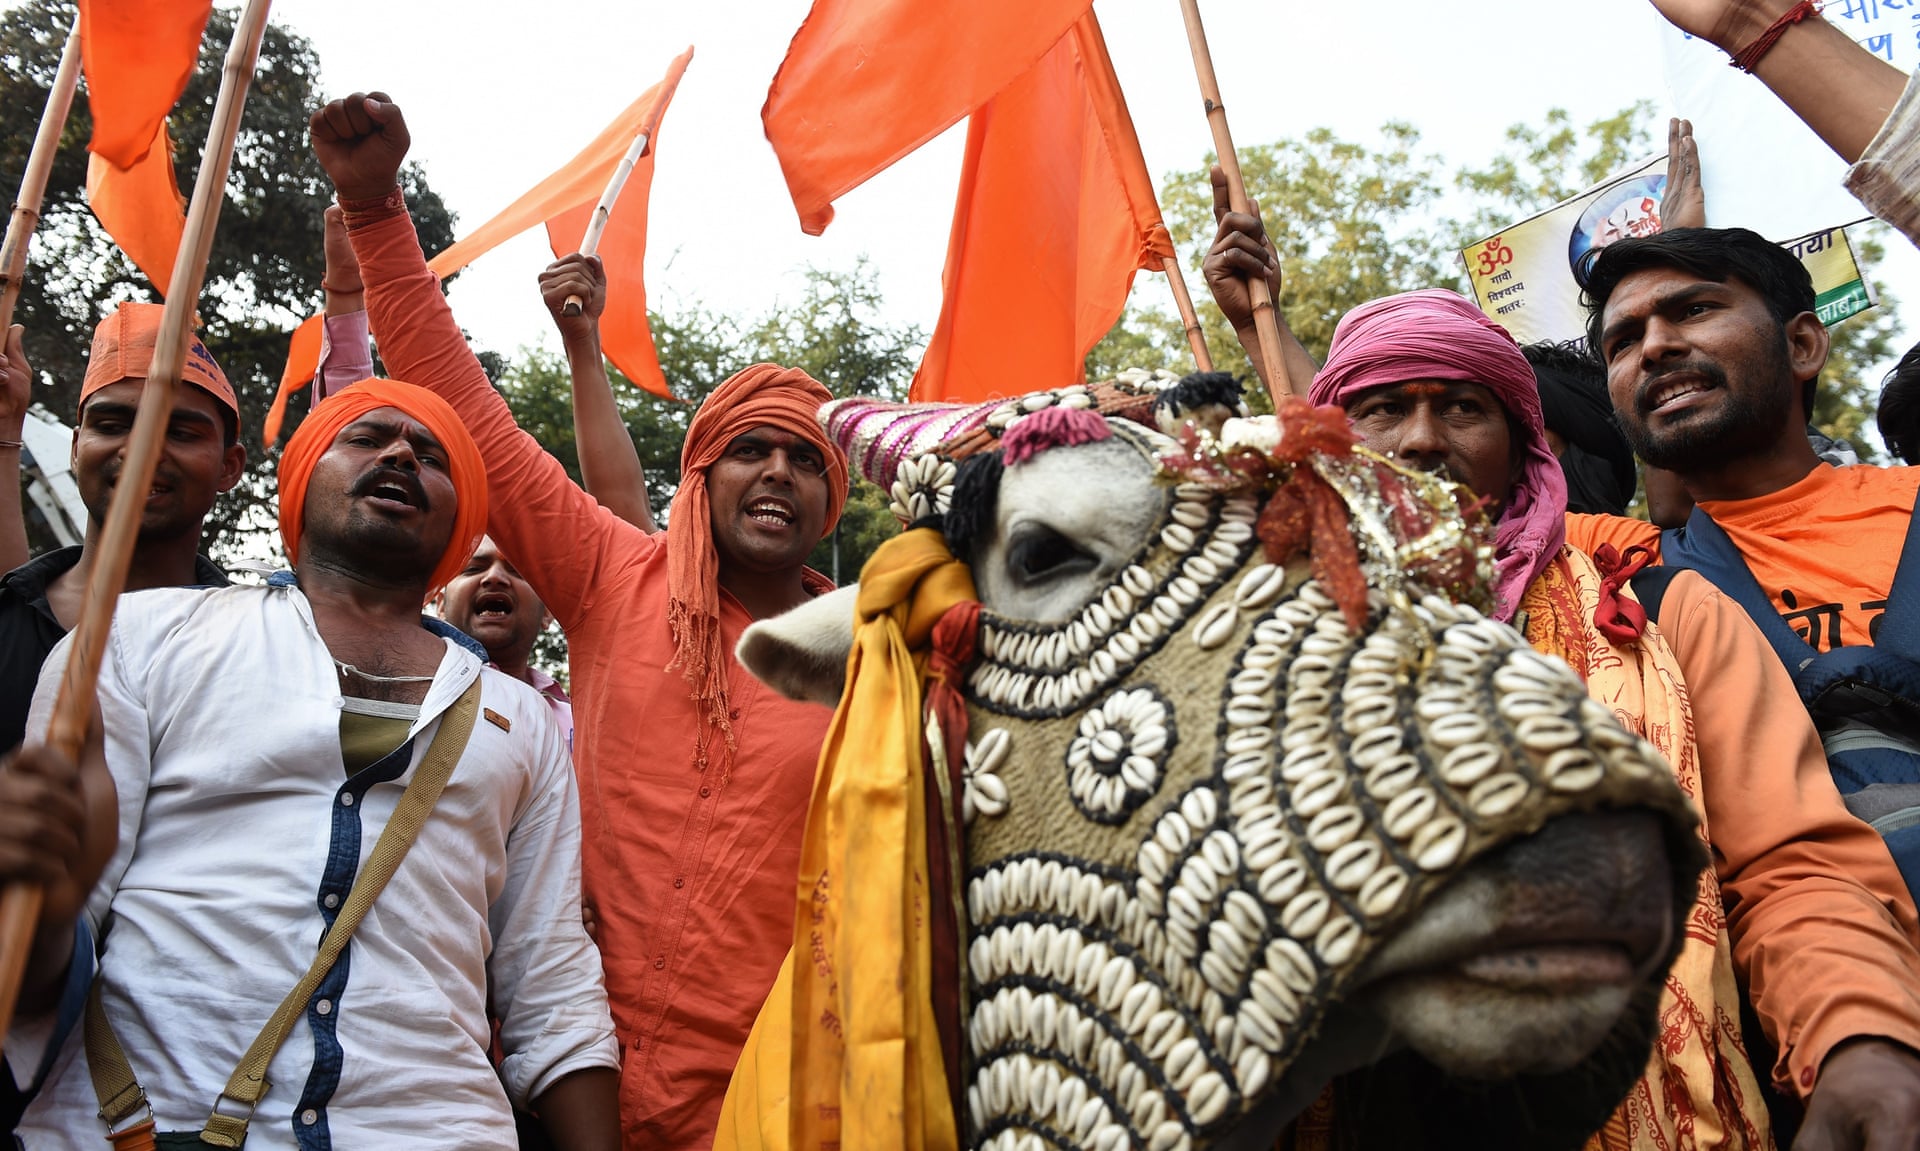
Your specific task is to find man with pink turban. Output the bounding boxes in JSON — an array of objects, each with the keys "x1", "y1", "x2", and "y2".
[
  {"x1": 1309, "y1": 289, "x2": 1566, "y2": 620},
  {"x1": 311, "y1": 92, "x2": 851, "y2": 1148},
  {"x1": 2, "y1": 378, "x2": 618, "y2": 1145},
  {"x1": 1207, "y1": 226, "x2": 1920, "y2": 1145}
]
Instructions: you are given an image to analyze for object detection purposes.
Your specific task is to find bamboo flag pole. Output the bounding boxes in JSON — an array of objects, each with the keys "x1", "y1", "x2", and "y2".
[
  {"x1": 0, "y1": 0, "x2": 274, "y2": 1044},
  {"x1": 560, "y1": 128, "x2": 651, "y2": 316},
  {"x1": 1161, "y1": 253, "x2": 1213, "y2": 372},
  {"x1": 1175, "y1": 0, "x2": 1292, "y2": 400},
  {"x1": 0, "y1": 14, "x2": 83, "y2": 332}
]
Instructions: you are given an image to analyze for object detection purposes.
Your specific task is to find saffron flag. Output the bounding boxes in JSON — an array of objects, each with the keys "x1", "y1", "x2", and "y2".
[
  {"x1": 425, "y1": 47, "x2": 691, "y2": 285},
  {"x1": 78, "y1": 0, "x2": 212, "y2": 168},
  {"x1": 911, "y1": 13, "x2": 1175, "y2": 403},
  {"x1": 544, "y1": 192, "x2": 668, "y2": 400},
  {"x1": 78, "y1": 0, "x2": 209, "y2": 298},
  {"x1": 86, "y1": 126, "x2": 187, "y2": 297},
  {"x1": 267, "y1": 48, "x2": 691, "y2": 442},
  {"x1": 762, "y1": 0, "x2": 1092, "y2": 235}
]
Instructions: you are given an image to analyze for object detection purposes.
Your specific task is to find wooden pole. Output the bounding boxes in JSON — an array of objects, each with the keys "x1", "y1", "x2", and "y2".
[
  {"x1": 1161, "y1": 253, "x2": 1212, "y2": 372},
  {"x1": 1176, "y1": 0, "x2": 1292, "y2": 401},
  {"x1": 0, "y1": 0, "x2": 275, "y2": 1044},
  {"x1": 560, "y1": 128, "x2": 650, "y2": 316},
  {"x1": 0, "y1": 14, "x2": 83, "y2": 333}
]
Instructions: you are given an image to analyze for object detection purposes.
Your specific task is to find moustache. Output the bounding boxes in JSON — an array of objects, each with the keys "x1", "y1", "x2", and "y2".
[{"x1": 351, "y1": 465, "x2": 430, "y2": 511}]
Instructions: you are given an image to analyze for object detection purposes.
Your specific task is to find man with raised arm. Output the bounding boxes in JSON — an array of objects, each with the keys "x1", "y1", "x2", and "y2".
[
  {"x1": 310, "y1": 91, "x2": 849, "y2": 1149},
  {"x1": 0, "y1": 378, "x2": 617, "y2": 1148},
  {"x1": 0, "y1": 306, "x2": 245, "y2": 757}
]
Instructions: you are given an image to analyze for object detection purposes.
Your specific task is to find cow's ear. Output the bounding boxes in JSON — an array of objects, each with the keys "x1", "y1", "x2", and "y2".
[{"x1": 736, "y1": 584, "x2": 860, "y2": 706}]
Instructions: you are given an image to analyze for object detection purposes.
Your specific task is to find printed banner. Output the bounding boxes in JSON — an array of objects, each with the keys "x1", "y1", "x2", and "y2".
[
  {"x1": 1461, "y1": 157, "x2": 1874, "y2": 346},
  {"x1": 1660, "y1": 1, "x2": 1911, "y2": 241},
  {"x1": 1791, "y1": 225, "x2": 1878, "y2": 327}
]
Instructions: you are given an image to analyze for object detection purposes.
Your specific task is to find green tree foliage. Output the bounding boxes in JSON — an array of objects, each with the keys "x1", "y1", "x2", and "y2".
[
  {"x1": 492, "y1": 260, "x2": 919, "y2": 587},
  {"x1": 1087, "y1": 103, "x2": 1898, "y2": 454},
  {"x1": 0, "y1": 0, "x2": 454, "y2": 559}
]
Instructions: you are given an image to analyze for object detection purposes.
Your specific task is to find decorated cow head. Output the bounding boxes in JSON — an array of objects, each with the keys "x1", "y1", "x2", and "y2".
[{"x1": 741, "y1": 372, "x2": 1703, "y2": 1150}]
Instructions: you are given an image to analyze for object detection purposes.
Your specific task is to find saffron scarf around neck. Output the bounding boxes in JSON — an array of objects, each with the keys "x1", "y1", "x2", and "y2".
[{"x1": 716, "y1": 527, "x2": 976, "y2": 1151}]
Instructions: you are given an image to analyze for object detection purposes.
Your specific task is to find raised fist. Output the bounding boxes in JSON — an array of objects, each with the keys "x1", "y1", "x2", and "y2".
[{"x1": 310, "y1": 91, "x2": 412, "y2": 202}]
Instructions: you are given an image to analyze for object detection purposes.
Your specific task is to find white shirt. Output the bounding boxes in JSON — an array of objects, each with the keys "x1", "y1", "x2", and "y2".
[{"x1": 8, "y1": 582, "x2": 617, "y2": 1149}]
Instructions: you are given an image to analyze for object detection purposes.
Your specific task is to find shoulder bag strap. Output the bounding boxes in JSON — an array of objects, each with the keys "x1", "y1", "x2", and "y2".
[
  {"x1": 83, "y1": 676, "x2": 483, "y2": 1148},
  {"x1": 1662, "y1": 506, "x2": 1820, "y2": 672}
]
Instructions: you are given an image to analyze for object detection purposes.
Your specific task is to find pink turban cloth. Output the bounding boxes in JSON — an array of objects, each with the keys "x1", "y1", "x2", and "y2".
[{"x1": 1309, "y1": 289, "x2": 1567, "y2": 620}]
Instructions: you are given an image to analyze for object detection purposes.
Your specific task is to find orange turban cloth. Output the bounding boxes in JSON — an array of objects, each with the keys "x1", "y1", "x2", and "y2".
[
  {"x1": 278, "y1": 378, "x2": 489, "y2": 599},
  {"x1": 666, "y1": 363, "x2": 849, "y2": 750}
]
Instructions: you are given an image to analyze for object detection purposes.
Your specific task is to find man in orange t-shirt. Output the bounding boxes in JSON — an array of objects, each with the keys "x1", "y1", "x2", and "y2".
[
  {"x1": 1571, "y1": 226, "x2": 1916, "y2": 653},
  {"x1": 312, "y1": 94, "x2": 850, "y2": 1149}
]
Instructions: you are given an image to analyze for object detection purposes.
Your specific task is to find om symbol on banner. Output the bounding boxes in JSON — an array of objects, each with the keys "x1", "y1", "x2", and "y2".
[{"x1": 1476, "y1": 238, "x2": 1515, "y2": 278}]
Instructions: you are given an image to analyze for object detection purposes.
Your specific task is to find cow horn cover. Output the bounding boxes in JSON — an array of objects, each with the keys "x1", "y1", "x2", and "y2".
[{"x1": 888, "y1": 384, "x2": 1703, "y2": 1151}]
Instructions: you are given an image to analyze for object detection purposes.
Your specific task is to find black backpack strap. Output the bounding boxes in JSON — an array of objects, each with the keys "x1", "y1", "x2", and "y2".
[
  {"x1": 1627, "y1": 564, "x2": 1684, "y2": 626},
  {"x1": 1868, "y1": 497, "x2": 1920, "y2": 662},
  {"x1": 1662, "y1": 507, "x2": 1820, "y2": 672}
]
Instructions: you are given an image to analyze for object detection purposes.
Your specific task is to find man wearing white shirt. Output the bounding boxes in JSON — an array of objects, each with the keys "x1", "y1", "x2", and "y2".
[{"x1": 0, "y1": 378, "x2": 617, "y2": 1149}]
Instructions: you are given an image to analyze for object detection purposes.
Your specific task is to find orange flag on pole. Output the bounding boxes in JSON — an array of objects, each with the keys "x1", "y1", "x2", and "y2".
[
  {"x1": 78, "y1": 0, "x2": 212, "y2": 169},
  {"x1": 544, "y1": 192, "x2": 667, "y2": 399},
  {"x1": 85, "y1": 125, "x2": 188, "y2": 297},
  {"x1": 79, "y1": 0, "x2": 209, "y2": 297},
  {"x1": 910, "y1": 12, "x2": 1175, "y2": 403},
  {"x1": 763, "y1": 0, "x2": 1091, "y2": 235},
  {"x1": 266, "y1": 48, "x2": 691, "y2": 443},
  {"x1": 425, "y1": 46, "x2": 690, "y2": 286}
]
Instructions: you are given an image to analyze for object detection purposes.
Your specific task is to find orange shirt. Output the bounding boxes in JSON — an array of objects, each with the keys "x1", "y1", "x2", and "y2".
[
  {"x1": 1567, "y1": 464, "x2": 1920, "y2": 652},
  {"x1": 356, "y1": 209, "x2": 834, "y2": 1149},
  {"x1": 1655, "y1": 569, "x2": 1920, "y2": 1096}
]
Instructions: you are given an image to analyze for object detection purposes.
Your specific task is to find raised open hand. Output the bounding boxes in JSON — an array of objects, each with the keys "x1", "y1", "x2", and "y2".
[{"x1": 1661, "y1": 118, "x2": 1706, "y2": 231}]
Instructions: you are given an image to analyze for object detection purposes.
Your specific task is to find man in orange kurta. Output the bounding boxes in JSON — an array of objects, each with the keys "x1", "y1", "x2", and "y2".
[
  {"x1": 312, "y1": 93, "x2": 849, "y2": 1149},
  {"x1": 1298, "y1": 288, "x2": 1920, "y2": 1149}
]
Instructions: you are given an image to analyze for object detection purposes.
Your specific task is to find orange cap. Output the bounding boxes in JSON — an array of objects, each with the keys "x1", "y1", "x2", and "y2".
[{"x1": 80, "y1": 302, "x2": 239, "y2": 421}]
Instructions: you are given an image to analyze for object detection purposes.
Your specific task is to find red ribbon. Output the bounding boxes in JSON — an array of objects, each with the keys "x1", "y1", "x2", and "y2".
[{"x1": 1592, "y1": 543, "x2": 1653, "y2": 643}]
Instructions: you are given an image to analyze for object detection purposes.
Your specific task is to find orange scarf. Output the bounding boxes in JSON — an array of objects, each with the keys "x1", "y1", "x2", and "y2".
[
  {"x1": 716, "y1": 528, "x2": 973, "y2": 1151},
  {"x1": 665, "y1": 364, "x2": 849, "y2": 752},
  {"x1": 1523, "y1": 547, "x2": 1773, "y2": 1151}
]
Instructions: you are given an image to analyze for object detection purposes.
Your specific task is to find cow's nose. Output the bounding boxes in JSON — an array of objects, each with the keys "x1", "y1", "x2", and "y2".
[{"x1": 1477, "y1": 809, "x2": 1675, "y2": 972}]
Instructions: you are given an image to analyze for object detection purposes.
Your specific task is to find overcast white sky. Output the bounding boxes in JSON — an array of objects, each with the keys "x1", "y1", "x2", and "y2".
[
  {"x1": 105, "y1": 1, "x2": 1920, "y2": 389},
  {"x1": 257, "y1": 0, "x2": 1696, "y2": 356}
]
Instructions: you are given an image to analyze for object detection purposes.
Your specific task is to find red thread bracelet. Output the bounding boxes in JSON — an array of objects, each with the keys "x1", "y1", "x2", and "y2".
[{"x1": 1729, "y1": 0, "x2": 1821, "y2": 72}]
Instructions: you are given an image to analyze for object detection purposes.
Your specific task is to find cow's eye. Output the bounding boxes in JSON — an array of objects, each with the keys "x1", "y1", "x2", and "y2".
[{"x1": 1006, "y1": 524, "x2": 1095, "y2": 585}]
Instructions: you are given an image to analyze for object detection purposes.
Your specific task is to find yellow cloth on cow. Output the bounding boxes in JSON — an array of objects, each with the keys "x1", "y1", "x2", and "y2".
[
  {"x1": 716, "y1": 528, "x2": 976, "y2": 1151},
  {"x1": 1522, "y1": 548, "x2": 1773, "y2": 1151}
]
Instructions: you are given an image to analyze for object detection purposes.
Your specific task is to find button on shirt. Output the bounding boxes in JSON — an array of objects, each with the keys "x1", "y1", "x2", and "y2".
[{"x1": 6, "y1": 584, "x2": 617, "y2": 1149}]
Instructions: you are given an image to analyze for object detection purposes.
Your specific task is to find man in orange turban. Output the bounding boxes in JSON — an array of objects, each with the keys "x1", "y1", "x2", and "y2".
[
  {"x1": 312, "y1": 91, "x2": 850, "y2": 1149},
  {"x1": 1, "y1": 374, "x2": 622, "y2": 1144},
  {"x1": 278, "y1": 376, "x2": 488, "y2": 600}
]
